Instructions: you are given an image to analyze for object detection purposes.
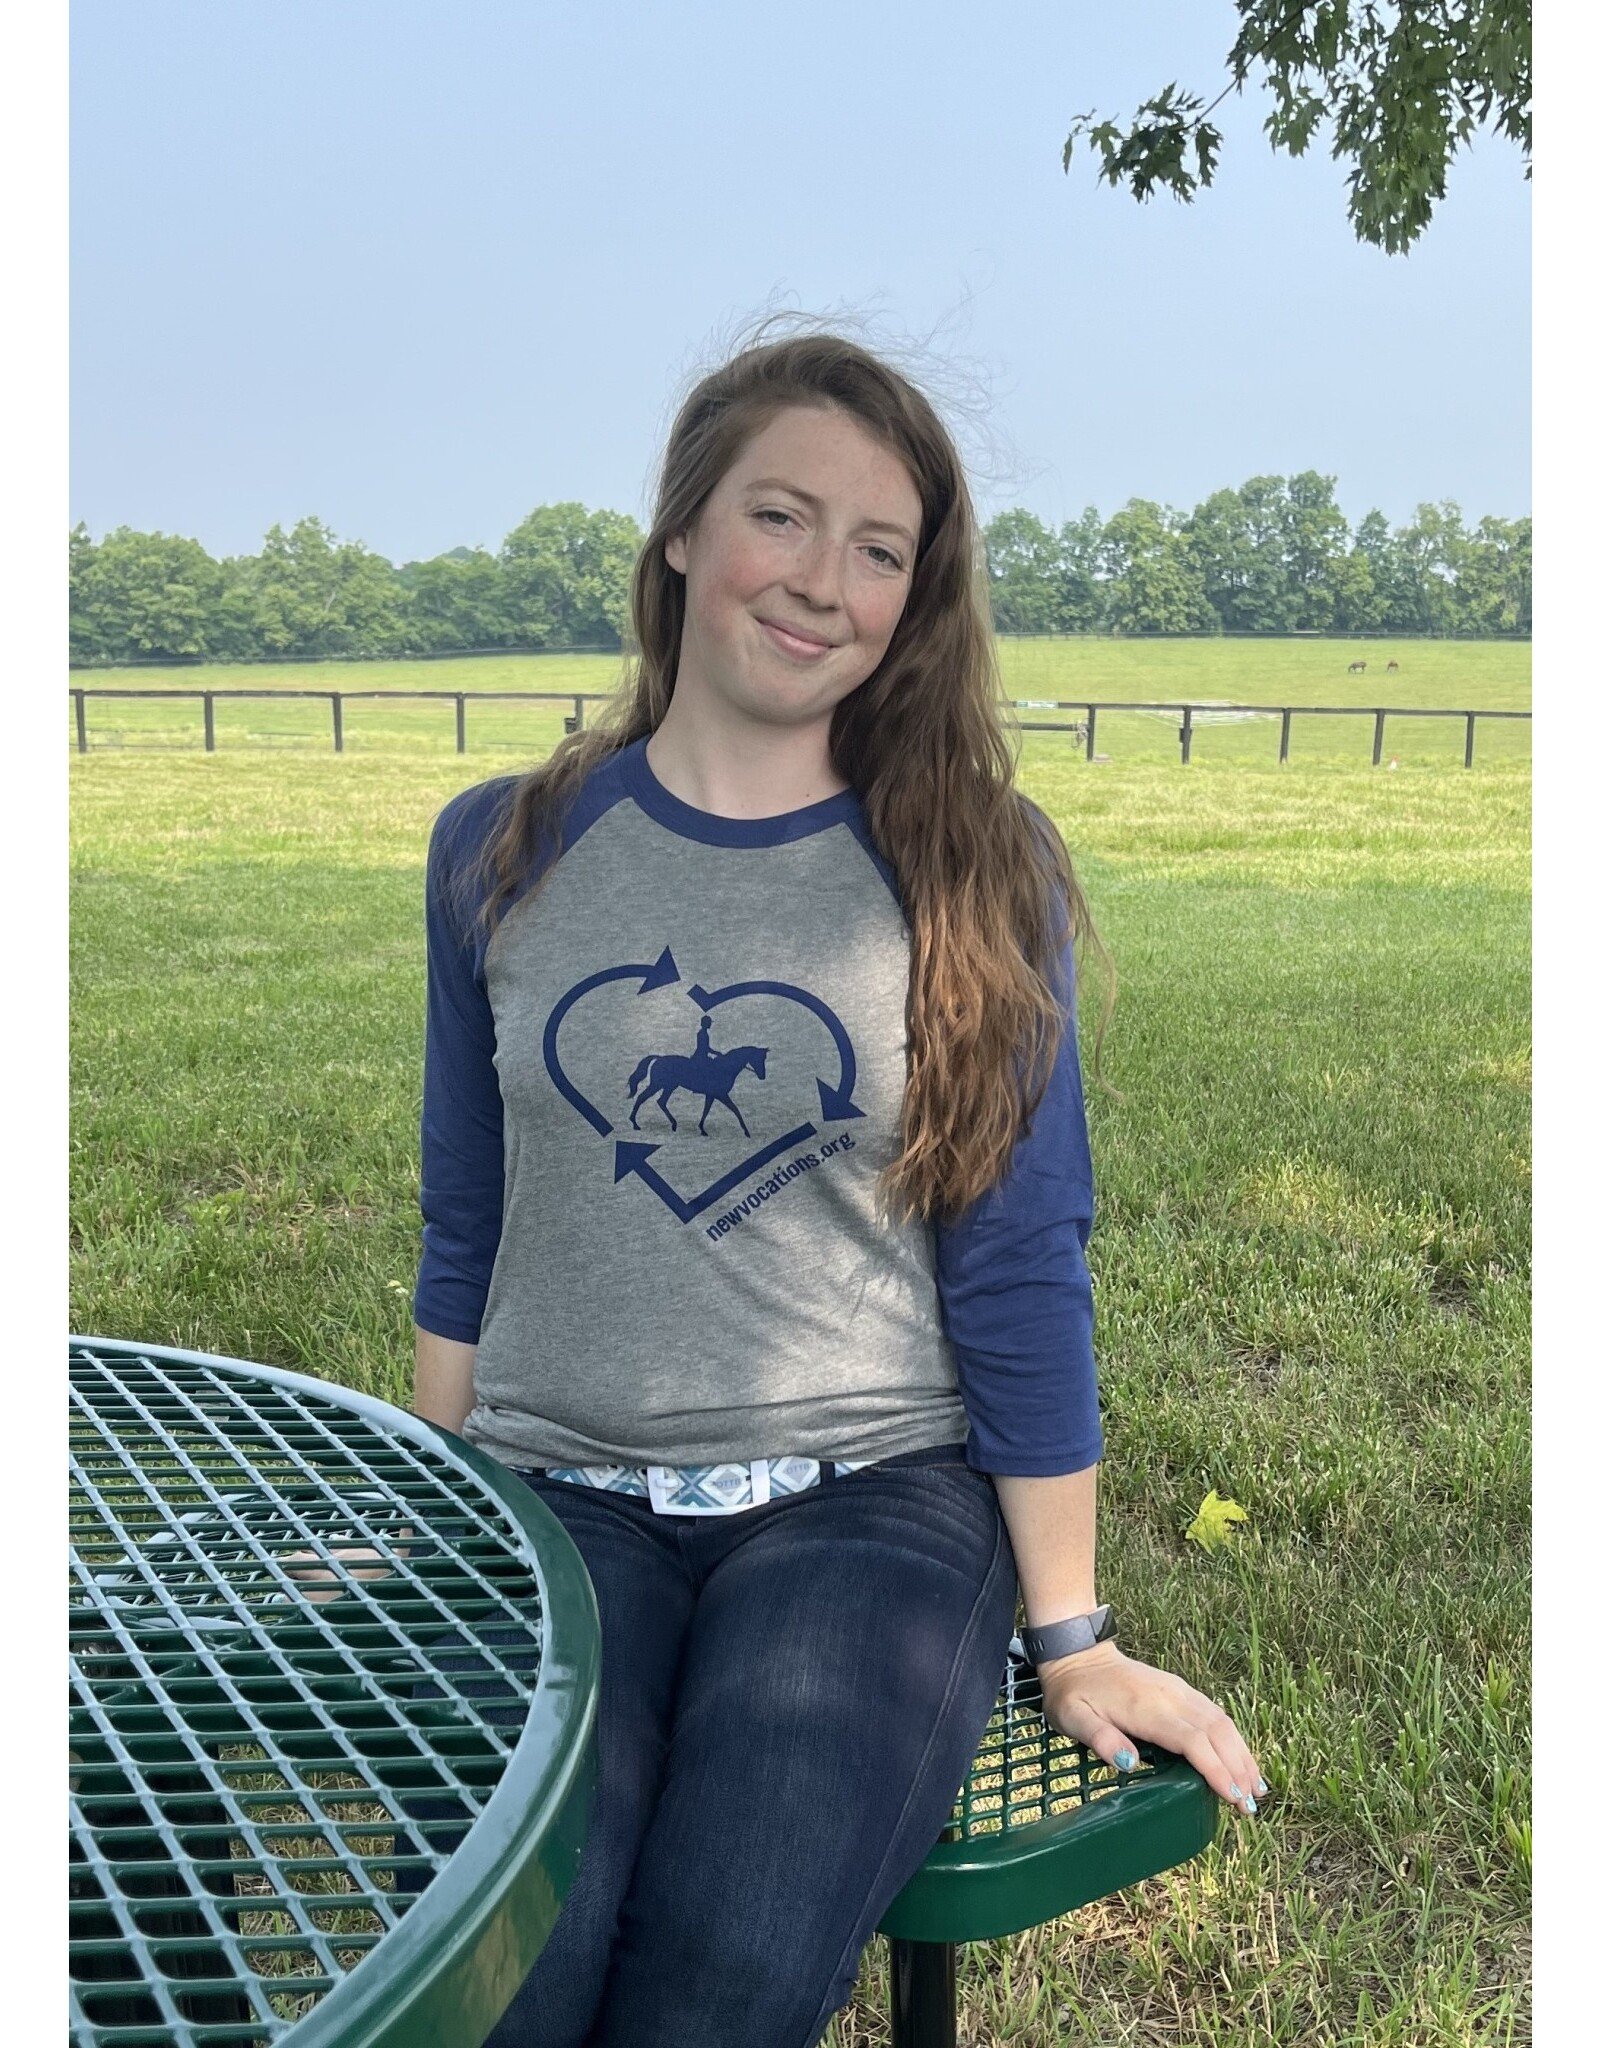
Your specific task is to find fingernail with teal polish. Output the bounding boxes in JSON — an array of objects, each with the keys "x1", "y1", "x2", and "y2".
[
  {"x1": 1114, "y1": 1749, "x2": 1135, "y2": 1771},
  {"x1": 1255, "y1": 1778, "x2": 1269, "y2": 1796},
  {"x1": 1243, "y1": 1794, "x2": 1258, "y2": 1814},
  {"x1": 1229, "y1": 1783, "x2": 1242, "y2": 1800}
]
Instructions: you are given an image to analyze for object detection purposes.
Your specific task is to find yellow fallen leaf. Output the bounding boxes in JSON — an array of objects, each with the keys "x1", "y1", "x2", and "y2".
[{"x1": 1186, "y1": 1489, "x2": 1250, "y2": 1553}]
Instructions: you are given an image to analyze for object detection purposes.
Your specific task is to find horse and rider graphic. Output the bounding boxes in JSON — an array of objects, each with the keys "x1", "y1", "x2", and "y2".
[
  {"x1": 626, "y1": 1015, "x2": 770, "y2": 1137},
  {"x1": 541, "y1": 954, "x2": 866, "y2": 1218}
]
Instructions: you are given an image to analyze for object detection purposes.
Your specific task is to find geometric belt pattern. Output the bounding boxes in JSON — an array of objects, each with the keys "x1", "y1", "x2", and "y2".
[{"x1": 536, "y1": 1453, "x2": 877, "y2": 1516}]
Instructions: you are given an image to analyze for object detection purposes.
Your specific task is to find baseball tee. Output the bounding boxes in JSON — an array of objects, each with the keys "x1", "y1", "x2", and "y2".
[{"x1": 414, "y1": 732, "x2": 1104, "y2": 1479}]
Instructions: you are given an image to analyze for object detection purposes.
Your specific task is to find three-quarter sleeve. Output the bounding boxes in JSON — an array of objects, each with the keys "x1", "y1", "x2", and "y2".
[
  {"x1": 933, "y1": 888, "x2": 1103, "y2": 1478},
  {"x1": 414, "y1": 784, "x2": 510, "y2": 1344}
]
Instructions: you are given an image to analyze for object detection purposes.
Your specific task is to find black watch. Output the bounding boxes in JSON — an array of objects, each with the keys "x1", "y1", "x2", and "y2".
[{"x1": 1019, "y1": 1602, "x2": 1117, "y2": 1667}]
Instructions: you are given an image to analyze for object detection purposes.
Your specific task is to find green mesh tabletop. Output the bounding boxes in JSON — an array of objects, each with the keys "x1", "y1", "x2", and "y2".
[
  {"x1": 69, "y1": 1338, "x2": 601, "y2": 2048},
  {"x1": 879, "y1": 1648, "x2": 1218, "y2": 1944}
]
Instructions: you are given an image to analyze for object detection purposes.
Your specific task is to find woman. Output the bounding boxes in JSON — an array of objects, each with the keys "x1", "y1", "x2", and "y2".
[{"x1": 412, "y1": 326, "x2": 1268, "y2": 2047}]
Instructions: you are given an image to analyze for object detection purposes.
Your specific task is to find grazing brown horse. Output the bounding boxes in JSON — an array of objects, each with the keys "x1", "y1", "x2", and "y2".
[
  {"x1": 1386, "y1": 659, "x2": 1400, "y2": 672},
  {"x1": 1347, "y1": 659, "x2": 1367, "y2": 674}
]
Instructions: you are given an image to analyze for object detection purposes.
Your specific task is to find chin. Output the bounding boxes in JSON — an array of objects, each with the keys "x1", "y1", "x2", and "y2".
[{"x1": 732, "y1": 686, "x2": 849, "y2": 728}]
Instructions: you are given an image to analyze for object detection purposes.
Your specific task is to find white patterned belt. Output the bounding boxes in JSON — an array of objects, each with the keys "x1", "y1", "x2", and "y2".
[{"x1": 534, "y1": 1454, "x2": 878, "y2": 1516}]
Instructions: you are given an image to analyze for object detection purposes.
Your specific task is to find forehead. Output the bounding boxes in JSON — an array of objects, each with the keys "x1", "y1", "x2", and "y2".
[{"x1": 723, "y1": 406, "x2": 921, "y2": 533}]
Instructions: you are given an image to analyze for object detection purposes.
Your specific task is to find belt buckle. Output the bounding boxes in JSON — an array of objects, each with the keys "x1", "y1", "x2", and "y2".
[{"x1": 646, "y1": 1460, "x2": 771, "y2": 1515}]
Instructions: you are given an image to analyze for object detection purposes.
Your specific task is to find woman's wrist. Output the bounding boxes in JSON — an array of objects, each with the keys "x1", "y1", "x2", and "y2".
[
  {"x1": 1023, "y1": 1595, "x2": 1100, "y2": 1628},
  {"x1": 1036, "y1": 1637, "x2": 1122, "y2": 1680}
]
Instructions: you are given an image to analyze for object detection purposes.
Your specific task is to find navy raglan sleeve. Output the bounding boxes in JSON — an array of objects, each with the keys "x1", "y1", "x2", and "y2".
[
  {"x1": 933, "y1": 891, "x2": 1104, "y2": 1479},
  {"x1": 413, "y1": 786, "x2": 509, "y2": 1344}
]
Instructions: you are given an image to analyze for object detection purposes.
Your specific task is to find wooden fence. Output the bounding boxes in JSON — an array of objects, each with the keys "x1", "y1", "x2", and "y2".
[{"x1": 67, "y1": 688, "x2": 1530, "y2": 768}]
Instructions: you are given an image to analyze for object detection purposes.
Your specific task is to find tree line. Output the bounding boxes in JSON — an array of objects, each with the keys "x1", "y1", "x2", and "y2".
[{"x1": 69, "y1": 476, "x2": 1530, "y2": 666}]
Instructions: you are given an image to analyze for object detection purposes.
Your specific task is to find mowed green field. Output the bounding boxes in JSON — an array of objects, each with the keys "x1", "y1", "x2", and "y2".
[
  {"x1": 71, "y1": 634, "x2": 1531, "y2": 772},
  {"x1": 69, "y1": 654, "x2": 1530, "y2": 2046}
]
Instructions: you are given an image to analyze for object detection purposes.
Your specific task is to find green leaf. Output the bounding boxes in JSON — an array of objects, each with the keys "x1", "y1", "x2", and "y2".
[{"x1": 1185, "y1": 1489, "x2": 1250, "y2": 1554}]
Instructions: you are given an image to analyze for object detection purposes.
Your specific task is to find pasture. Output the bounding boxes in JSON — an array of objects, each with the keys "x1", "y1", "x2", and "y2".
[
  {"x1": 70, "y1": 633, "x2": 1531, "y2": 772},
  {"x1": 69, "y1": 645, "x2": 1530, "y2": 2045}
]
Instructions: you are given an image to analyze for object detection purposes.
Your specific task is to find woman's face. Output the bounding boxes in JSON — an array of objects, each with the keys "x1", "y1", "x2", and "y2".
[{"x1": 664, "y1": 403, "x2": 922, "y2": 730}]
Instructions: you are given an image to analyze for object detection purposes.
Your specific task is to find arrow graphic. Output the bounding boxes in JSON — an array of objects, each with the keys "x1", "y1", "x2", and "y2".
[{"x1": 543, "y1": 952, "x2": 863, "y2": 1222}]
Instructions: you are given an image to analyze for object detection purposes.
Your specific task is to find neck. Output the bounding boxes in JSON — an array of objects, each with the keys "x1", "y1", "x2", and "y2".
[{"x1": 644, "y1": 690, "x2": 849, "y2": 819}]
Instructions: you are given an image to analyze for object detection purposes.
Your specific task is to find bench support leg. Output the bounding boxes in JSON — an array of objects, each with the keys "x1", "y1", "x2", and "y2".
[{"x1": 888, "y1": 1936, "x2": 956, "y2": 2047}]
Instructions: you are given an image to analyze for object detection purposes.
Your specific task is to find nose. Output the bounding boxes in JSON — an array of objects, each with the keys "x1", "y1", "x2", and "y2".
[{"x1": 786, "y1": 531, "x2": 846, "y2": 614}]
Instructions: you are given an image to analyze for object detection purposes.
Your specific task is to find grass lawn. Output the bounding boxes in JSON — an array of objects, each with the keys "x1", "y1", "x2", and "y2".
[
  {"x1": 71, "y1": 633, "x2": 1531, "y2": 773},
  {"x1": 69, "y1": 672, "x2": 1530, "y2": 2045}
]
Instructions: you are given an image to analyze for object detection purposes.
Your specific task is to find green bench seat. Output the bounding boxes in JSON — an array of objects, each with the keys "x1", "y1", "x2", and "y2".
[{"x1": 875, "y1": 1643, "x2": 1219, "y2": 2046}]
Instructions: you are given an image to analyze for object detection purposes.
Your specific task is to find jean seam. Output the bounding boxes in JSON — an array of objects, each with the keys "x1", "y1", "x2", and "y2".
[{"x1": 796, "y1": 1501, "x2": 1012, "y2": 2047}]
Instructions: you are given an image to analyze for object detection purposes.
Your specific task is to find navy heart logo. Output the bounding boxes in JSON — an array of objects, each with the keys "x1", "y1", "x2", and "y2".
[{"x1": 542, "y1": 946, "x2": 865, "y2": 1222}]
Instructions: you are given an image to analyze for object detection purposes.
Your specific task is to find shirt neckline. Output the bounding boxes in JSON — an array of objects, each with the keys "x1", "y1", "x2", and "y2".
[{"x1": 618, "y1": 733, "x2": 865, "y2": 848}]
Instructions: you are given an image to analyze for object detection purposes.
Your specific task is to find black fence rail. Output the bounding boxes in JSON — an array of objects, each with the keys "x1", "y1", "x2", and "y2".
[
  {"x1": 68, "y1": 687, "x2": 596, "y2": 757},
  {"x1": 68, "y1": 688, "x2": 1531, "y2": 768},
  {"x1": 1010, "y1": 698, "x2": 1529, "y2": 767}
]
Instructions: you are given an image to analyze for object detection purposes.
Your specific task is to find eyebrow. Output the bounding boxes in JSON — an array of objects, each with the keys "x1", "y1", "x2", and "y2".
[{"x1": 743, "y1": 477, "x2": 918, "y2": 551}]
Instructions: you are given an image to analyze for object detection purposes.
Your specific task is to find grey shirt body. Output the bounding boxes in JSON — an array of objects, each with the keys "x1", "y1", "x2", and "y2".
[{"x1": 415, "y1": 735, "x2": 1104, "y2": 1480}]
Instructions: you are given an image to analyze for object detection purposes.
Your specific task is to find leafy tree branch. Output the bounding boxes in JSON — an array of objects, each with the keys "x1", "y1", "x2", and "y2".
[{"x1": 1063, "y1": 1, "x2": 1531, "y2": 253}]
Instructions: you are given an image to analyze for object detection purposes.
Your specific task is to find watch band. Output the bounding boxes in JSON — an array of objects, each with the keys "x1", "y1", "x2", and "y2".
[{"x1": 1019, "y1": 1602, "x2": 1116, "y2": 1666}]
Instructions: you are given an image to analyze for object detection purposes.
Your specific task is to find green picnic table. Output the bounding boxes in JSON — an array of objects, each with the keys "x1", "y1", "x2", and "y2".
[
  {"x1": 68, "y1": 1338, "x2": 600, "y2": 2048},
  {"x1": 69, "y1": 1338, "x2": 1217, "y2": 2046}
]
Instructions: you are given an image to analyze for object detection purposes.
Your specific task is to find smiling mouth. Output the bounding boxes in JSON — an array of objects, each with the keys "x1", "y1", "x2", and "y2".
[{"x1": 757, "y1": 617, "x2": 837, "y2": 657}]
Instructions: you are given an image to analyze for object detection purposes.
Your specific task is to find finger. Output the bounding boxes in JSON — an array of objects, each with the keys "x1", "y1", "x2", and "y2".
[
  {"x1": 1075, "y1": 1696, "x2": 1255, "y2": 1814},
  {"x1": 1210, "y1": 1715, "x2": 1270, "y2": 1802},
  {"x1": 1156, "y1": 1683, "x2": 1270, "y2": 1806},
  {"x1": 1176, "y1": 1698, "x2": 1267, "y2": 1806},
  {"x1": 1104, "y1": 1700, "x2": 1234, "y2": 1803},
  {"x1": 1186, "y1": 1715, "x2": 1265, "y2": 1813},
  {"x1": 284, "y1": 1557, "x2": 343, "y2": 1606},
  {"x1": 1038, "y1": 1676, "x2": 1149, "y2": 1773},
  {"x1": 282, "y1": 1546, "x2": 389, "y2": 1602},
  {"x1": 1069, "y1": 1707, "x2": 1140, "y2": 1774}
]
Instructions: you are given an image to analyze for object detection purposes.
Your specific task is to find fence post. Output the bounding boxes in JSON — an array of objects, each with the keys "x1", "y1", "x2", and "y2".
[
  {"x1": 74, "y1": 689, "x2": 87, "y2": 755},
  {"x1": 1085, "y1": 705, "x2": 1097, "y2": 761},
  {"x1": 203, "y1": 692, "x2": 215, "y2": 753},
  {"x1": 455, "y1": 694, "x2": 467, "y2": 754},
  {"x1": 1180, "y1": 706, "x2": 1194, "y2": 765},
  {"x1": 1372, "y1": 709, "x2": 1386, "y2": 767},
  {"x1": 1279, "y1": 708, "x2": 1291, "y2": 764},
  {"x1": 1464, "y1": 712, "x2": 1476, "y2": 768},
  {"x1": 572, "y1": 694, "x2": 585, "y2": 731},
  {"x1": 332, "y1": 694, "x2": 344, "y2": 754}
]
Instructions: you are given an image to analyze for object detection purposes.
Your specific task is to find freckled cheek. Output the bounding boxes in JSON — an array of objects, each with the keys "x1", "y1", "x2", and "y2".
[
  {"x1": 852, "y1": 589, "x2": 909, "y2": 657},
  {"x1": 689, "y1": 549, "x2": 771, "y2": 648},
  {"x1": 714, "y1": 534, "x2": 780, "y2": 608}
]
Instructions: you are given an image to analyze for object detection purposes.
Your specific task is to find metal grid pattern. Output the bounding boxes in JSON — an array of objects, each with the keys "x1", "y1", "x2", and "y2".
[
  {"x1": 69, "y1": 1341, "x2": 557, "y2": 2047},
  {"x1": 942, "y1": 1650, "x2": 1159, "y2": 1842}
]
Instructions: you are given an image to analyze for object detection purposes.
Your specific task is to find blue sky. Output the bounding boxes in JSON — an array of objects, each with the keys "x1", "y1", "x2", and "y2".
[{"x1": 70, "y1": 0, "x2": 1531, "y2": 563}]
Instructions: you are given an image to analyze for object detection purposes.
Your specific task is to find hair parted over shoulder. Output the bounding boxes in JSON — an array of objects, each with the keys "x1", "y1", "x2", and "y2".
[{"x1": 457, "y1": 311, "x2": 1118, "y2": 1226}]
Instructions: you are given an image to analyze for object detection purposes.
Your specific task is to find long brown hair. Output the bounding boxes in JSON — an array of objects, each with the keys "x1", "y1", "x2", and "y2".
[{"x1": 462, "y1": 319, "x2": 1117, "y2": 1225}]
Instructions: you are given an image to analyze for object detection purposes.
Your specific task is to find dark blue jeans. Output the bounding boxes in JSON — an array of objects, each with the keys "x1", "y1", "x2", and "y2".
[{"x1": 399, "y1": 1441, "x2": 1018, "y2": 2048}]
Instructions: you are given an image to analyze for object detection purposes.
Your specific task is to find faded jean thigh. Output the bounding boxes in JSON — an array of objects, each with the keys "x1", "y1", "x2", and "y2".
[{"x1": 395, "y1": 1443, "x2": 1018, "y2": 2048}]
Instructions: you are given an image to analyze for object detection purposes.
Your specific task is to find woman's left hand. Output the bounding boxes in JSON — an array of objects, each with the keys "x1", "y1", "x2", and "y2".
[
  {"x1": 1035, "y1": 1640, "x2": 1270, "y2": 1819},
  {"x1": 282, "y1": 1526, "x2": 413, "y2": 1605}
]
